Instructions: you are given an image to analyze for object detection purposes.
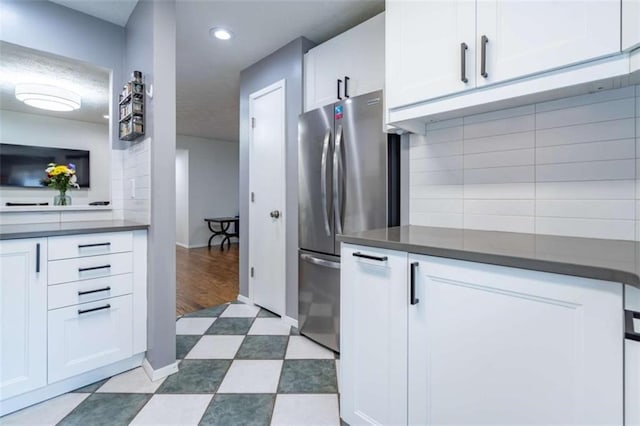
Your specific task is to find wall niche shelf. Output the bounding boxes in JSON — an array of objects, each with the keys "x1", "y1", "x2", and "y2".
[{"x1": 119, "y1": 71, "x2": 145, "y2": 141}]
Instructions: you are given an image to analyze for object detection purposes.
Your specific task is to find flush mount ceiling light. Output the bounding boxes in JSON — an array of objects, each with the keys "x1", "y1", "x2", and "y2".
[
  {"x1": 210, "y1": 27, "x2": 233, "y2": 41},
  {"x1": 14, "y1": 83, "x2": 81, "y2": 112}
]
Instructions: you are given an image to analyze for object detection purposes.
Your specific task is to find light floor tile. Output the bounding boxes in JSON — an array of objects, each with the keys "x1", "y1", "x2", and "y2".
[
  {"x1": 217, "y1": 360, "x2": 282, "y2": 393},
  {"x1": 285, "y1": 336, "x2": 335, "y2": 359},
  {"x1": 219, "y1": 304, "x2": 260, "y2": 318},
  {"x1": 129, "y1": 394, "x2": 212, "y2": 425},
  {"x1": 176, "y1": 317, "x2": 216, "y2": 335},
  {"x1": 247, "y1": 318, "x2": 291, "y2": 335},
  {"x1": 1, "y1": 393, "x2": 90, "y2": 425},
  {"x1": 185, "y1": 335, "x2": 244, "y2": 359},
  {"x1": 271, "y1": 394, "x2": 340, "y2": 426},
  {"x1": 96, "y1": 367, "x2": 165, "y2": 393}
]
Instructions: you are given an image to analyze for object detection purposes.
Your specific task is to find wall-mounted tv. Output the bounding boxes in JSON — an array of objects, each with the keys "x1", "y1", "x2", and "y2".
[{"x1": 0, "y1": 143, "x2": 90, "y2": 188}]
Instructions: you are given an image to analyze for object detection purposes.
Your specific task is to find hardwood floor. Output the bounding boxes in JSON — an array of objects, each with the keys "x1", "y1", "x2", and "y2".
[{"x1": 176, "y1": 244, "x2": 239, "y2": 316}]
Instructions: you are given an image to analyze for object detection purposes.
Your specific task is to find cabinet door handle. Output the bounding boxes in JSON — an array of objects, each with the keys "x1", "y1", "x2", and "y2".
[
  {"x1": 625, "y1": 310, "x2": 640, "y2": 342},
  {"x1": 78, "y1": 264, "x2": 111, "y2": 273},
  {"x1": 352, "y1": 252, "x2": 387, "y2": 262},
  {"x1": 410, "y1": 262, "x2": 420, "y2": 305},
  {"x1": 78, "y1": 242, "x2": 111, "y2": 249},
  {"x1": 460, "y1": 42, "x2": 468, "y2": 83},
  {"x1": 36, "y1": 243, "x2": 40, "y2": 273},
  {"x1": 337, "y1": 78, "x2": 343, "y2": 100},
  {"x1": 78, "y1": 304, "x2": 111, "y2": 315},
  {"x1": 480, "y1": 35, "x2": 489, "y2": 78},
  {"x1": 344, "y1": 76, "x2": 350, "y2": 98},
  {"x1": 78, "y1": 286, "x2": 112, "y2": 296}
]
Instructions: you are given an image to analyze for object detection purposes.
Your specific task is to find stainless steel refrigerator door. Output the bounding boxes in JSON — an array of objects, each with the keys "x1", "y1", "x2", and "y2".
[
  {"x1": 298, "y1": 250, "x2": 340, "y2": 352},
  {"x1": 298, "y1": 105, "x2": 335, "y2": 254},
  {"x1": 333, "y1": 90, "x2": 387, "y2": 254}
]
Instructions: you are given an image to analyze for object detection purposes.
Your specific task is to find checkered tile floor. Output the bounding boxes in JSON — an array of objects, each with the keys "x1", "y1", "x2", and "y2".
[{"x1": 2, "y1": 302, "x2": 342, "y2": 426}]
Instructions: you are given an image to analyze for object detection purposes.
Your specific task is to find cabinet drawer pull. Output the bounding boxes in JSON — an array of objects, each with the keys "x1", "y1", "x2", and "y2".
[
  {"x1": 78, "y1": 264, "x2": 111, "y2": 273},
  {"x1": 78, "y1": 286, "x2": 112, "y2": 296},
  {"x1": 78, "y1": 242, "x2": 111, "y2": 249},
  {"x1": 344, "y1": 76, "x2": 350, "y2": 98},
  {"x1": 410, "y1": 262, "x2": 420, "y2": 305},
  {"x1": 480, "y1": 35, "x2": 489, "y2": 78},
  {"x1": 78, "y1": 304, "x2": 111, "y2": 315},
  {"x1": 36, "y1": 243, "x2": 40, "y2": 273},
  {"x1": 625, "y1": 310, "x2": 640, "y2": 342},
  {"x1": 337, "y1": 78, "x2": 343, "y2": 100},
  {"x1": 352, "y1": 252, "x2": 387, "y2": 262},
  {"x1": 460, "y1": 42, "x2": 468, "y2": 83}
]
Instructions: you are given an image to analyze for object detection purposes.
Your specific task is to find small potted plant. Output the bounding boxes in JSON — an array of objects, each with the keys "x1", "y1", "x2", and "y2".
[{"x1": 44, "y1": 163, "x2": 79, "y2": 206}]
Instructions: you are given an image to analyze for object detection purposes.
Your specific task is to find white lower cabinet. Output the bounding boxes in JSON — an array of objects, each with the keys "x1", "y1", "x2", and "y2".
[
  {"x1": 341, "y1": 243, "x2": 626, "y2": 425},
  {"x1": 0, "y1": 239, "x2": 47, "y2": 400},
  {"x1": 48, "y1": 295, "x2": 133, "y2": 383},
  {"x1": 341, "y1": 244, "x2": 408, "y2": 426}
]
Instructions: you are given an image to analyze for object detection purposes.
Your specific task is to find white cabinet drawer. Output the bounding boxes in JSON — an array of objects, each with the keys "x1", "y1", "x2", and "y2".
[
  {"x1": 48, "y1": 232, "x2": 133, "y2": 261},
  {"x1": 48, "y1": 274, "x2": 133, "y2": 310},
  {"x1": 48, "y1": 295, "x2": 133, "y2": 383},
  {"x1": 48, "y1": 252, "x2": 133, "y2": 285}
]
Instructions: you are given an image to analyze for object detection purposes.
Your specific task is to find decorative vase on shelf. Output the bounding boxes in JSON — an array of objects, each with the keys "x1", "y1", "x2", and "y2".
[{"x1": 54, "y1": 191, "x2": 71, "y2": 206}]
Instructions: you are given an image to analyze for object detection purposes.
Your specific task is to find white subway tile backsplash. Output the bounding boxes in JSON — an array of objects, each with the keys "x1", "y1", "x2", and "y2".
[
  {"x1": 535, "y1": 97, "x2": 635, "y2": 130},
  {"x1": 536, "y1": 159, "x2": 635, "y2": 182},
  {"x1": 535, "y1": 139, "x2": 635, "y2": 164},
  {"x1": 409, "y1": 84, "x2": 640, "y2": 241},
  {"x1": 535, "y1": 200, "x2": 635, "y2": 220},
  {"x1": 536, "y1": 118, "x2": 635, "y2": 147}
]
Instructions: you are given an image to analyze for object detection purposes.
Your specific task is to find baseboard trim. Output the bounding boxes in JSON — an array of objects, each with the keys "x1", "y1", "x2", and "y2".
[
  {"x1": 142, "y1": 358, "x2": 179, "y2": 381},
  {"x1": 175, "y1": 242, "x2": 189, "y2": 249},
  {"x1": 237, "y1": 294, "x2": 253, "y2": 305},
  {"x1": 186, "y1": 243, "x2": 209, "y2": 249},
  {"x1": 283, "y1": 315, "x2": 299, "y2": 329}
]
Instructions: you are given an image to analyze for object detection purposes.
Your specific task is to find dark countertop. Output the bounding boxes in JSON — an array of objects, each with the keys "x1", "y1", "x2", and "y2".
[
  {"x1": 0, "y1": 220, "x2": 149, "y2": 240},
  {"x1": 338, "y1": 226, "x2": 640, "y2": 289}
]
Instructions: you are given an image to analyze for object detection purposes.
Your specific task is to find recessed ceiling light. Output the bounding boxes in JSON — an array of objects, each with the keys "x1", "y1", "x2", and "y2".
[
  {"x1": 15, "y1": 83, "x2": 81, "y2": 112},
  {"x1": 210, "y1": 27, "x2": 233, "y2": 41}
]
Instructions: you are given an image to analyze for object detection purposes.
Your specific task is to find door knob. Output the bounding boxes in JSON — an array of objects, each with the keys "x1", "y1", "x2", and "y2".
[{"x1": 270, "y1": 210, "x2": 280, "y2": 219}]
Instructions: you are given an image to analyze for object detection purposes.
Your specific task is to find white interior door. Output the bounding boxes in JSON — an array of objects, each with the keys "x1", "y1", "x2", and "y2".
[
  {"x1": 175, "y1": 149, "x2": 189, "y2": 248},
  {"x1": 249, "y1": 80, "x2": 286, "y2": 316}
]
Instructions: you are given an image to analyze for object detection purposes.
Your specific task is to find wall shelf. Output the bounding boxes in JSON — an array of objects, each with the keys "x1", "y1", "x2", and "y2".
[{"x1": 119, "y1": 71, "x2": 145, "y2": 141}]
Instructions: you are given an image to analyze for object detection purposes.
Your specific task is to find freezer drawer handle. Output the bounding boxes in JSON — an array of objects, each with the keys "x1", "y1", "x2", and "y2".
[
  {"x1": 78, "y1": 286, "x2": 112, "y2": 296},
  {"x1": 352, "y1": 252, "x2": 388, "y2": 262},
  {"x1": 301, "y1": 253, "x2": 340, "y2": 269},
  {"x1": 625, "y1": 310, "x2": 640, "y2": 342},
  {"x1": 78, "y1": 304, "x2": 111, "y2": 315},
  {"x1": 78, "y1": 264, "x2": 111, "y2": 273},
  {"x1": 78, "y1": 242, "x2": 111, "y2": 249}
]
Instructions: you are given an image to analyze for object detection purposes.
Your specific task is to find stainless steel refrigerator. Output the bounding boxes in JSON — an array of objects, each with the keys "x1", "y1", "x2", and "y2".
[{"x1": 298, "y1": 89, "x2": 399, "y2": 352}]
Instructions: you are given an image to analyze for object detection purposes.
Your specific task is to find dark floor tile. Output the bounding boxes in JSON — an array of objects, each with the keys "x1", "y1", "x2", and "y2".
[
  {"x1": 206, "y1": 317, "x2": 254, "y2": 335},
  {"x1": 156, "y1": 360, "x2": 230, "y2": 394},
  {"x1": 257, "y1": 309, "x2": 278, "y2": 318},
  {"x1": 199, "y1": 394, "x2": 275, "y2": 426},
  {"x1": 58, "y1": 393, "x2": 151, "y2": 426},
  {"x1": 71, "y1": 378, "x2": 108, "y2": 393},
  {"x1": 289, "y1": 327, "x2": 300, "y2": 336},
  {"x1": 184, "y1": 304, "x2": 228, "y2": 318},
  {"x1": 278, "y1": 359, "x2": 338, "y2": 393},
  {"x1": 176, "y1": 335, "x2": 201, "y2": 359},
  {"x1": 236, "y1": 336, "x2": 288, "y2": 359}
]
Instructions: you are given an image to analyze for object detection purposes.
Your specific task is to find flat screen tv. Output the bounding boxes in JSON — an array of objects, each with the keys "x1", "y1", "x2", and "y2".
[{"x1": 0, "y1": 143, "x2": 90, "y2": 188}]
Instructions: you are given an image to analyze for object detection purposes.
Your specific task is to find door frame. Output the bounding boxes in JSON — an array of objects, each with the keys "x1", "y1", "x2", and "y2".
[{"x1": 248, "y1": 78, "x2": 287, "y2": 315}]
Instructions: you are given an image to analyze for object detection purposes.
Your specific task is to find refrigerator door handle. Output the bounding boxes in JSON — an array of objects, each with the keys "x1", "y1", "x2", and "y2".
[
  {"x1": 300, "y1": 253, "x2": 340, "y2": 269},
  {"x1": 320, "y1": 128, "x2": 332, "y2": 236},
  {"x1": 333, "y1": 124, "x2": 344, "y2": 235}
]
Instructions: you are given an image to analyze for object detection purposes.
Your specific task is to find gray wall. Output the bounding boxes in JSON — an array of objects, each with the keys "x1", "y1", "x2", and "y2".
[
  {"x1": 125, "y1": 0, "x2": 177, "y2": 370},
  {"x1": 176, "y1": 135, "x2": 239, "y2": 248},
  {"x1": 0, "y1": 0, "x2": 125, "y2": 150},
  {"x1": 239, "y1": 37, "x2": 315, "y2": 320}
]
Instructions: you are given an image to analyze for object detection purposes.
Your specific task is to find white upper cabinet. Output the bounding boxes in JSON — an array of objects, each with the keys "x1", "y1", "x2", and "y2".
[
  {"x1": 623, "y1": 0, "x2": 640, "y2": 51},
  {"x1": 386, "y1": 0, "x2": 476, "y2": 109},
  {"x1": 304, "y1": 12, "x2": 384, "y2": 112},
  {"x1": 0, "y1": 239, "x2": 47, "y2": 400},
  {"x1": 476, "y1": 0, "x2": 621, "y2": 87}
]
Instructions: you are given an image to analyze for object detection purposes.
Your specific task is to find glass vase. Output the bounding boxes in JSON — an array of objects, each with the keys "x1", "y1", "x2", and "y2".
[{"x1": 54, "y1": 192, "x2": 71, "y2": 206}]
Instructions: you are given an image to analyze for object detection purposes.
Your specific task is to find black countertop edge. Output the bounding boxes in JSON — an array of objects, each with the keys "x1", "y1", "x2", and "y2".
[
  {"x1": 0, "y1": 220, "x2": 149, "y2": 240},
  {"x1": 337, "y1": 226, "x2": 640, "y2": 289}
]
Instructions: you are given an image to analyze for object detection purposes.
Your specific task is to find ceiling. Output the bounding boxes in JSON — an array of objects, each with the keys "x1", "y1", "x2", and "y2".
[
  {"x1": 0, "y1": 41, "x2": 110, "y2": 124},
  {"x1": 42, "y1": 0, "x2": 385, "y2": 142}
]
